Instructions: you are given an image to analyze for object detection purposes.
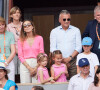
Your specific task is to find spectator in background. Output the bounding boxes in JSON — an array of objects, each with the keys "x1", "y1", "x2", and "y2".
[
  {"x1": 88, "y1": 66, "x2": 100, "y2": 90},
  {"x1": 50, "y1": 10, "x2": 82, "y2": 79},
  {"x1": 7, "y1": 6, "x2": 22, "y2": 75},
  {"x1": 0, "y1": 16, "x2": 16, "y2": 81},
  {"x1": 76, "y1": 37, "x2": 99, "y2": 77},
  {"x1": 0, "y1": 62, "x2": 18, "y2": 90},
  {"x1": 18, "y1": 20, "x2": 44, "y2": 83},
  {"x1": 83, "y1": 5, "x2": 100, "y2": 63},
  {"x1": 68, "y1": 58, "x2": 93, "y2": 90},
  {"x1": 32, "y1": 86, "x2": 44, "y2": 90}
]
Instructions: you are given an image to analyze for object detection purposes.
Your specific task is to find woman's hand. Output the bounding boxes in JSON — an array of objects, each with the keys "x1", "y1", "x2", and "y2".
[{"x1": 28, "y1": 67, "x2": 36, "y2": 77}]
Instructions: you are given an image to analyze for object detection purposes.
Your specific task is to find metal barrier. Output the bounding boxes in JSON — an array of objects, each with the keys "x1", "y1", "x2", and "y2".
[{"x1": 17, "y1": 82, "x2": 69, "y2": 90}]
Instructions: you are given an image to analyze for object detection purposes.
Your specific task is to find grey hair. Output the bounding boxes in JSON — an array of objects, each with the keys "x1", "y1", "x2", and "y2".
[
  {"x1": 94, "y1": 5, "x2": 100, "y2": 15},
  {"x1": 59, "y1": 10, "x2": 70, "y2": 18}
]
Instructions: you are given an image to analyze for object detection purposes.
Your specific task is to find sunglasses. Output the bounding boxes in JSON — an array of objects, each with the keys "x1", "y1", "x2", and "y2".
[
  {"x1": 23, "y1": 23, "x2": 32, "y2": 28},
  {"x1": 63, "y1": 18, "x2": 71, "y2": 22}
]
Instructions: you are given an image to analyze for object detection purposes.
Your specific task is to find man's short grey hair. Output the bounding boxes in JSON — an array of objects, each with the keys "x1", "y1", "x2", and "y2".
[
  {"x1": 94, "y1": 5, "x2": 100, "y2": 14},
  {"x1": 59, "y1": 10, "x2": 70, "y2": 18}
]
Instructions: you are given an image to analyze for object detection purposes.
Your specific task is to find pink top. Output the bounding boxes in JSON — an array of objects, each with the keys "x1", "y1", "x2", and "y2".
[
  {"x1": 37, "y1": 67, "x2": 49, "y2": 83},
  {"x1": 88, "y1": 83, "x2": 100, "y2": 90},
  {"x1": 52, "y1": 63, "x2": 67, "y2": 82},
  {"x1": 18, "y1": 35, "x2": 44, "y2": 63},
  {"x1": 7, "y1": 22, "x2": 22, "y2": 49}
]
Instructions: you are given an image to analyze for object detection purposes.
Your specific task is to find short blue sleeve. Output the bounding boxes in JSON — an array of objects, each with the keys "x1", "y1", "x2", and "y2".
[{"x1": 3, "y1": 80, "x2": 18, "y2": 90}]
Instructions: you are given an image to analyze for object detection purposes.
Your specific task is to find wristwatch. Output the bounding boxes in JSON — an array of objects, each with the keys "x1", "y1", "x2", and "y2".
[{"x1": 69, "y1": 55, "x2": 73, "y2": 61}]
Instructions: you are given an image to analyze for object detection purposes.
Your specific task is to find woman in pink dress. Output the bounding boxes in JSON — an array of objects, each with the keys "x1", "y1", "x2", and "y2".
[
  {"x1": 18, "y1": 20, "x2": 44, "y2": 83},
  {"x1": 51, "y1": 50, "x2": 68, "y2": 82}
]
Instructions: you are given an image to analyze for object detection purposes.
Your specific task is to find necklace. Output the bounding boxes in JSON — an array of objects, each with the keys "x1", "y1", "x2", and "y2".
[
  {"x1": 96, "y1": 23, "x2": 100, "y2": 49},
  {"x1": 14, "y1": 27, "x2": 20, "y2": 36}
]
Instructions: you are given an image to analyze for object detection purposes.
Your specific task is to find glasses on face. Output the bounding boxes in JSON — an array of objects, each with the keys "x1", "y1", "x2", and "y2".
[
  {"x1": 23, "y1": 23, "x2": 32, "y2": 28},
  {"x1": 63, "y1": 18, "x2": 71, "y2": 22}
]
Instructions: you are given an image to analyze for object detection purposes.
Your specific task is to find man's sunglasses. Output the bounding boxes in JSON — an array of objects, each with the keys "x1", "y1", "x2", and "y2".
[{"x1": 63, "y1": 18, "x2": 71, "y2": 22}]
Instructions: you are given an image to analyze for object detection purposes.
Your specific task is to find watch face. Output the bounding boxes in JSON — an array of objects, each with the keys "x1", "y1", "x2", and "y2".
[{"x1": 70, "y1": 56, "x2": 73, "y2": 60}]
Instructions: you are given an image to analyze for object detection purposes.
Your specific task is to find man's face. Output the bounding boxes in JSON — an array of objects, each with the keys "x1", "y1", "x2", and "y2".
[
  {"x1": 59, "y1": 14, "x2": 71, "y2": 29},
  {"x1": 82, "y1": 45, "x2": 92, "y2": 53},
  {"x1": 79, "y1": 65, "x2": 90, "y2": 75},
  {"x1": 94, "y1": 10, "x2": 100, "y2": 23}
]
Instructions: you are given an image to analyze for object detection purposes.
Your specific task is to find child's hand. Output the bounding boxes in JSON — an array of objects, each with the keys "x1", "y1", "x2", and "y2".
[
  {"x1": 65, "y1": 71, "x2": 68, "y2": 75},
  {"x1": 50, "y1": 80, "x2": 55, "y2": 83},
  {"x1": 48, "y1": 77, "x2": 54, "y2": 81},
  {"x1": 60, "y1": 71, "x2": 64, "y2": 75}
]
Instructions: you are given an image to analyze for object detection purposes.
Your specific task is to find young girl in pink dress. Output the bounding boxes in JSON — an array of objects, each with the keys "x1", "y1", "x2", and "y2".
[
  {"x1": 37, "y1": 53, "x2": 55, "y2": 84},
  {"x1": 51, "y1": 50, "x2": 68, "y2": 82}
]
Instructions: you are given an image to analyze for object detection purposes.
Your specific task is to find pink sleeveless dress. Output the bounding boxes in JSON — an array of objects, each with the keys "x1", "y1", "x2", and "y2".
[
  {"x1": 52, "y1": 63, "x2": 67, "y2": 82},
  {"x1": 37, "y1": 67, "x2": 49, "y2": 83}
]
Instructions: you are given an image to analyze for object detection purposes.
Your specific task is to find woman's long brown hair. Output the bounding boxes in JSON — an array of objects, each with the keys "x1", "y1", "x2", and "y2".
[{"x1": 20, "y1": 20, "x2": 37, "y2": 42}]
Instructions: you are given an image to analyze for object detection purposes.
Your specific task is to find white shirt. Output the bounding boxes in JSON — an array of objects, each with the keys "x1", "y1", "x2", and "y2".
[
  {"x1": 50, "y1": 25, "x2": 82, "y2": 58},
  {"x1": 68, "y1": 73, "x2": 93, "y2": 90},
  {"x1": 76, "y1": 52, "x2": 100, "y2": 77}
]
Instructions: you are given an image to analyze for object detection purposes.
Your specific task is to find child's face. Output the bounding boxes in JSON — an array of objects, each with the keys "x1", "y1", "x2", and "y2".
[
  {"x1": 40, "y1": 57, "x2": 48, "y2": 67},
  {"x1": 82, "y1": 45, "x2": 92, "y2": 53},
  {"x1": 53, "y1": 54, "x2": 62, "y2": 65}
]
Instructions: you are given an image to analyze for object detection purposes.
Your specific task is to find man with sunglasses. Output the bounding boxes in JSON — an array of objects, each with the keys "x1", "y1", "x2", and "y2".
[
  {"x1": 50, "y1": 10, "x2": 82, "y2": 79},
  {"x1": 68, "y1": 58, "x2": 93, "y2": 90}
]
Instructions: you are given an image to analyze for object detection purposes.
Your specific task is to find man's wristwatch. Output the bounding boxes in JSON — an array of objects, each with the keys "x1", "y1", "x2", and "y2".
[{"x1": 69, "y1": 55, "x2": 73, "y2": 61}]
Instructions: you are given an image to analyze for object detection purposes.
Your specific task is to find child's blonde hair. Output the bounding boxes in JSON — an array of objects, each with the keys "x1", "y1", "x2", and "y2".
[{"x1": 37, "y1": 53, "x2": 48, "y2": 63}]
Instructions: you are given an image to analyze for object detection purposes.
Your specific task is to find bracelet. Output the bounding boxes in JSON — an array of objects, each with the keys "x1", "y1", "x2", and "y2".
[
  {"x1": 5, "y1": 61, "x2": 9, "y2": 66},
  {"x1": 69, "y1": 56, "x2": 73, "y2": 61}
]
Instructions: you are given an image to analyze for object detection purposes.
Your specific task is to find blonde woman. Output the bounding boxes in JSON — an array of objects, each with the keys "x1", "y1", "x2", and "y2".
[
  {"x1": 7, "y1": 6, "x2": 22, "y2": 75},
  {"x1": 0, "y1": 16, "x2": 16, "y2": 81}
]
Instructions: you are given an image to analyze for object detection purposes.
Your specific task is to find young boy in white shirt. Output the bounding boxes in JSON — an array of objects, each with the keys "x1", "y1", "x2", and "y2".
[{"x1": 76, "y1": 37, "x2": 99, "y2": 77}]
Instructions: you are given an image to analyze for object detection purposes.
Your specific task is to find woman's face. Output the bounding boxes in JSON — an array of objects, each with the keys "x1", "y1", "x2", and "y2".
[
  {"x1": 23, "y1": 21, "x2": 33, "y2": 33},
  {"x1": 11, "y1": 10, "x2": 21, "y2": 21},
  {"x1": 0, "y1": 69, "x2": 6, "y2": 80},
  {"x1": 0, "y1": 22, "x2": 5, "y2": 34}
]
